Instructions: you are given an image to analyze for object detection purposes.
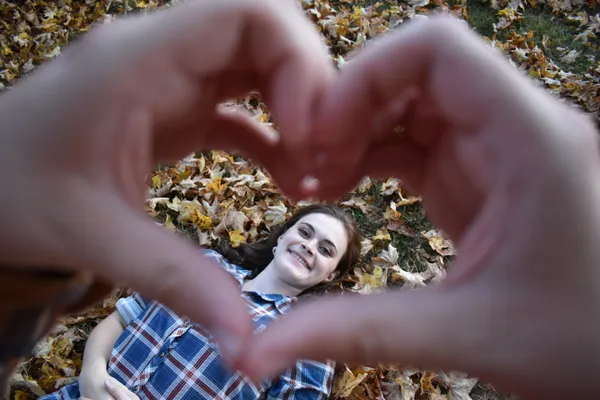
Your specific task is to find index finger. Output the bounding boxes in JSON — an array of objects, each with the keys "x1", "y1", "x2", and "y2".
[
  {"x1": 309, "y1": 14, "x2": 566, "y2": 192},
  {"x1": 313, "y1": 14, "x2": 546, "y2": 147},
  {"x1": 15, "y1": 0, "x2": 334, "y2": 178}
]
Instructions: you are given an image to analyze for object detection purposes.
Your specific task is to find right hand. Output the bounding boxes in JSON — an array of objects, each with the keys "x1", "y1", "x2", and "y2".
[
  {"x1": 0, "y1": 0, "x2": 334, "y2": 364},
  {"x1": 241, "y1": 15, "x2": 600, "y2": 400},
  {"x1": 78, "y1": 365, "x2": 123, "y2": 400}
]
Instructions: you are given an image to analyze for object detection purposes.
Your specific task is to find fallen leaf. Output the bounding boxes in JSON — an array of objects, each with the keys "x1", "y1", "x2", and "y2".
[
  {"x1": 422, "y1": 230, "x2": 456, "y2": 257},
  {"x1": 352, "y1": 266, "x2": 388, "y2": 294},
  {"x1": 380, "y1": 178, "x2": 401, "y2": 196},
  {"x1": 263, "y1": 202, "x2": 288, "y2": 226},
  {"x1": 355, "y1": 177, "x2": 373, "y2": 193},
  {"x1": 214, "y1": 209, "x2": 248, "y2": 236},
  {"x1": 360, "y1": 238, "x2": 374, "y2": 256},
  {"x1": 341, "y1": 196, "x2": 371, "y2": 214},
  {"x1": 372, "y1": 229, "x2": 391, "y2": 242},
  {"x1": 436, "y1": 371, "x2": 478, "y2": 400},
  {"x1": 229, "y1": 230, "x2": 246, "y2": 247},
  {"x1": 390, "y1": 265, "x2": 427, "y2": 289},
  {"x1": 164, "y1": 215, "x2": 176, "y2": 231},
  {"x1": 333, "y1": 366, "x2": 370, "y2": 398}
]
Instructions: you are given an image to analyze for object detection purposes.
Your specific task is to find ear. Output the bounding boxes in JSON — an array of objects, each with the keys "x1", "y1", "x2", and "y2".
[{"x1": 324, "y1": 270, "x2": 339, "y2": 282}]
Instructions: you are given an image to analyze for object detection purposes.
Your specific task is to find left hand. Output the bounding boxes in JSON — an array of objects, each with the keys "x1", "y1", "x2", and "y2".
[
  {"x1": 79, "y1": 377, "x2": 139, "y2": 400},
  {"x1": 235, "y1": 15, "x2": 600, "y2": 400},
  {"x1": 0, "y1": 0, "x2": 334, "y2": 358}
]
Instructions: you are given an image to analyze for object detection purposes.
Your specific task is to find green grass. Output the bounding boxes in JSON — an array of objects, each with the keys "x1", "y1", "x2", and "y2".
[
  {"x1": 465, "y1": 0, "x2": 597, "y2": 74},
  {"x1": 467, "y1": 0, "x2": 497, "y2": 38},
  {"x1": 519, "y1": 7, "x2": 595, "y2": 74},
  {"x1": 390, "y1": 231, "x2": 428, "y2": 272}
]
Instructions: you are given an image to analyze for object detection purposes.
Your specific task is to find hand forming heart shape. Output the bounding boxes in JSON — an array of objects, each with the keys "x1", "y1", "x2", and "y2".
[{"x1": 0, "y1": 1, "x2": 599, "y2": 399}]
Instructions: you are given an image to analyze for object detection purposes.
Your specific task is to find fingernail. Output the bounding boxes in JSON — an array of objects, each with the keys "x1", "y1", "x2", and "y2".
[
  {"x1": 213, "y1": 329, "x2": 241, "y2": 363},
  {"x1": 300, "y1": 176, "x2": 320, "y2": 194}
]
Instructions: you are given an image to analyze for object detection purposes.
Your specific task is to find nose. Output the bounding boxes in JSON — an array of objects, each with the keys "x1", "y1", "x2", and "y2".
[{"x1": 301, "y1": 242, "x2": 314, "y2": 256}]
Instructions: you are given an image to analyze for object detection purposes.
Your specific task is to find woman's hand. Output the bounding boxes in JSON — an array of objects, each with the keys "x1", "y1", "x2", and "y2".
[
  {"x1": 0, "y1": 0, "x2": 334, "y2": 360},
  {"x1": 78, "y1": 364, "x2": 117, "y2": 400},
  {"x1": 239, "y1": 15, "x2": 600, "y2": 400},
  {"x1": 79, "y1": 375, "x2": 139, "y2": 400}
]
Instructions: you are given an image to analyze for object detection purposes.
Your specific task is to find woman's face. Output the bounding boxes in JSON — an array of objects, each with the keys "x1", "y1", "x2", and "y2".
[{"x1": 273, "y1": 212, "x2": 349, "y2": 292}]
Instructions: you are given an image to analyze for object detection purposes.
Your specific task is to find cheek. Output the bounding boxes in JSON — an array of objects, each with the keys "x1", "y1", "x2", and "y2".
[{"x1": 317, "y1": 258, "x2": 338, "y2": 276}]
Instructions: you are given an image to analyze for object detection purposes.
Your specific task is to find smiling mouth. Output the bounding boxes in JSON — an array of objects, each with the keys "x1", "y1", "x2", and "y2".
[{"x1": 289, "y1": 249, "x2": 311, "y2": 270}]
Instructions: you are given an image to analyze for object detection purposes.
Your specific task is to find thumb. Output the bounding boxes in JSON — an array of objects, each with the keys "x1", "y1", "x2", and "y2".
[
  {"x1": 238, "y1": 284, "x2": 494, "y2": 383},
  {"x1": 105, "y1": 377, "x2": 137, "y2": 400},
  {"x1": 66, "y1": 195, "x2": 252, "y2": 364}
]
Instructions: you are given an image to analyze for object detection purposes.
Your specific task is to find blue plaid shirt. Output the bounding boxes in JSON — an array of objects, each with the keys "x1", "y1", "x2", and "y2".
[{"x1": 42, "y1": 249, "x2": 335, "y2": 399}]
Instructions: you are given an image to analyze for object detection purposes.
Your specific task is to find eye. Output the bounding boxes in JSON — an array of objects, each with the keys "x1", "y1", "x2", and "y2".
[
  {"x1": 319, "y1": 246, "x2": 332, "y2": 257},
  {"x1": 298, "y1": 227, "x2": 310, "y2": 238}
]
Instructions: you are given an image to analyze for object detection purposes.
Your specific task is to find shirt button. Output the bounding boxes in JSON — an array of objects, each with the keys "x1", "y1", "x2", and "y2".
[{"x1": 160, "y1": 352, "x2": 165, "y2": 357}]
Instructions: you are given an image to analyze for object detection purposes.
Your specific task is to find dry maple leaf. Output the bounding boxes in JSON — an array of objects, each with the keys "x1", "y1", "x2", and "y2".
[
  {"x1": 436, "y1": 371, "x2": 478, "y2": 400},
  {"x1": 380, "y1": 178, "x2": 401, "y2": 196},
  {"x1": 341, "y1": 196, "x2": 372, "y2": 214},
  {"x1": 372, "y1": 229, "x2": 392, "y2": 242},
  {"x1": 263, "y1": 202, "x2": 288, "y2": 226},
  {"x1": 213, "y1": 209, "x2": 248, "y2": 236},
  {"x1": 422, "y1": 230, "x2": 456, "y2": 257},
  {"x1": 352, "y1": 266, "x2": 388, "y2": 294},
  {"x1": 333, "y1": 366, "x2": 371, "y2": 398},
  {"x1": 360, "y1": 238, "x2": 374, "y2": 256},
  {"x1": 228, "y1": 230, "x2": 246, "y2": 248}
]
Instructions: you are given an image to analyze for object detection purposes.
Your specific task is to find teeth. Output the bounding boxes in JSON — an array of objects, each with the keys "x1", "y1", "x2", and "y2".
[{"x1": 290, "y1": 251, "x2": 309, "y2": 269}]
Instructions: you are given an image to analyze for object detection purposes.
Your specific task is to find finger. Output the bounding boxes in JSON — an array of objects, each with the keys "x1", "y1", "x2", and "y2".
[
  {"x1": 18, "y1": 0, "x2": 333, "y2": 179},
  {"x1": 61, "y1": 193, "x2": 253, "y2": 365},
  {"x1": 314, "y1": 14, "x2": 531, "y2": 146},
  {"x1": 309, "y1": 136, "x2": 426, "y2": 201},
  {"x1": 169, "y1": 105, "x2": 308, "y2": 200},
  {"x1": 237, "y1": 283, "x2": 505, "y2": 384},
  {"x1": 105, "y1": 377, "x2": 135, "y2": 400},
  {"x1": 207, "y1": 106, "x2": 308, "y2": 200},
  {"x1": 311, "y1": 14, "x2": 557, "y2": 189},
  {"x1": 312, "y1": 88, "x2": 419, "y2": 189}
]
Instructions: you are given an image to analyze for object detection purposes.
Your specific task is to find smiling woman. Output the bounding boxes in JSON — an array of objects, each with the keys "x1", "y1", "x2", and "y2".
[
  {"x1": 41, "y1": 204, "x2": 361, "y2": 400},
  {"x1": 222, "y1": 204, "x2": 362, "y2": 297}
]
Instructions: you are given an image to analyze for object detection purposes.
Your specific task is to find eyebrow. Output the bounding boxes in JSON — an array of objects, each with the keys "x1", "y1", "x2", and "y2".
[{"x1": 302, "y1": 222, "x2": 338, "y2": 252}]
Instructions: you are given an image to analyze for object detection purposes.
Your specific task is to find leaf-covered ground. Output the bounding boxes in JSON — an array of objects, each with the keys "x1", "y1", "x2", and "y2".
[{"x1": 1, "y1": 0, "x2": 598, "y2": 399}]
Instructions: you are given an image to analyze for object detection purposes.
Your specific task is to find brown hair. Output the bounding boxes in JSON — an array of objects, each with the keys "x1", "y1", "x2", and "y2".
[{"x1": 218, "y1": 204, "x2": 361, "y2": 295}]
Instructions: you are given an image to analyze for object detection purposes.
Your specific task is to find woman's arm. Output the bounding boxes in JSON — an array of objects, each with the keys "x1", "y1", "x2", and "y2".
[
  {"x1": 81, "y1": 311, "x2": 126, "y2": 372},
  {"x1": 76, "y1": 311, "x2": 128, "y2": 400}
]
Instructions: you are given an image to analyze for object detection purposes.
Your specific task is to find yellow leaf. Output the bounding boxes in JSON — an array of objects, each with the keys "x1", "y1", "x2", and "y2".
[
  {"x1": 333, "y1": 366, "x2": 369, "y2": 397},
  {"x1": 207, "y1": 176, "x2": 226, "y2": 193},
  {"x1": 420, "y1": 370, "x2": 437, "y2": 393},
  {"x1": 14, "y1": 390, "x2": 29, "y2": 400},
  {"x1": 191, "y1": 209, "x2": 212, "y2": 230},
  {"x1": 422, "y1": 230, "x2": 455, "y2": 257},
  {"x1": 352, "y1": 266, "x2": 388, "y2": 294},
  {"x1": 372, "y1": 229, "x2": 391, "y2": 242},
  {"x1": 384, "y1": 206, "x2": 402, "y2": 221},
  {"x1": 151, "y1": 174, "x2": 162, "y2": 189},
  {"x1": 165, "y1": 215, "x2": 176, "y2": 231},
  {"x1": 229, "y1": 230, "x2": 246, "y2": 248}
]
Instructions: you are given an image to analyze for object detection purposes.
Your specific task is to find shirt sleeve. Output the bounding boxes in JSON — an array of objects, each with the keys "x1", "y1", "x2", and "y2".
[
  {"x1": 267, "y1": 360, "x2": 335, "y2": 400},
  {"x1": 114, "y1": 249, "x2": 240, "y2": 326},
  {"x1": 115, "y1": 292, "x2": 148, "y2": 326},
  {"x1": 201, "y1": 248, "x2": 248, "y2": 284}
]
